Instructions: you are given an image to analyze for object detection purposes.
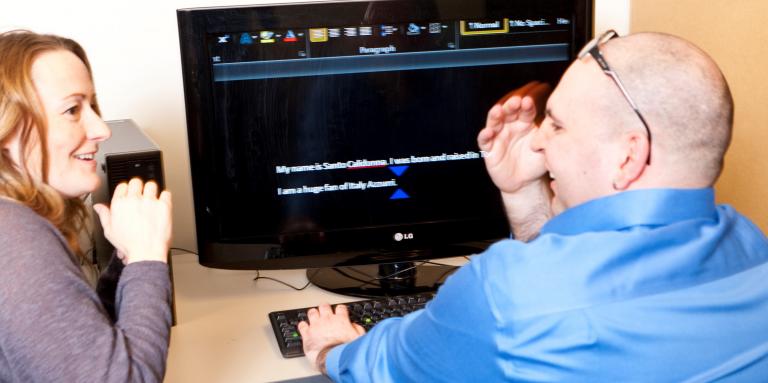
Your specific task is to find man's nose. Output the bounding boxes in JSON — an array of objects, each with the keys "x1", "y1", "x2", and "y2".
[{"x1": 530, "y1": 123, "x2": 546, "y2": 152}]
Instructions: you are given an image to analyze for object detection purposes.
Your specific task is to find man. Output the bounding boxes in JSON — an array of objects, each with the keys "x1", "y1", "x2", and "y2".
[{"x1": 297, "y1": 32, "x2": 768, "y2": 382}]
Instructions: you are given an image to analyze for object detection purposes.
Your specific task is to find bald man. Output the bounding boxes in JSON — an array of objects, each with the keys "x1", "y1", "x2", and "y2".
[{"x1": 298, "y1": 32, "x2": 768, "y2": 382}]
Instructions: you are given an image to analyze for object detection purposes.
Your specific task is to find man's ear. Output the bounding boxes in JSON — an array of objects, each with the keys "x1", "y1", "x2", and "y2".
[{"x1": 612, "y1": 132, "x2": 650, "y2": 190}]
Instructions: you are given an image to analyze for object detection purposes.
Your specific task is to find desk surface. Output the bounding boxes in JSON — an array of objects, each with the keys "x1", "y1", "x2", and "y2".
[{"x1": 164, "y1": 253, "x2": 466, "y2": 383}]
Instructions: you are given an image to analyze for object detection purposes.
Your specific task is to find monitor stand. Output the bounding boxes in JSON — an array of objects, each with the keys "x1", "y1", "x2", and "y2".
[{"x1": 306, "y1": 261, "x2": 457, "y2": 298}]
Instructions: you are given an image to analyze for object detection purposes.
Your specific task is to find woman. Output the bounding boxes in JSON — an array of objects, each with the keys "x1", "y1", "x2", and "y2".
[{"x1": 0, "y1": 30, "x2": 173, "y2": 382}]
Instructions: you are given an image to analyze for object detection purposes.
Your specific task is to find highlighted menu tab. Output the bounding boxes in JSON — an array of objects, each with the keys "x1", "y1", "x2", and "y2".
[
  {"x1": 460, "y1": 19, "x2": 509, "y2": 35},
  {"x1": 309, "y1": 28, "x2": 328, "y2": 42}
]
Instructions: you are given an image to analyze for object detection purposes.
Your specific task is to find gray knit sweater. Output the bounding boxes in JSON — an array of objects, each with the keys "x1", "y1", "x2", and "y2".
[{"x1": 0, "y1": 198, "x2": 171, "y2": 382}]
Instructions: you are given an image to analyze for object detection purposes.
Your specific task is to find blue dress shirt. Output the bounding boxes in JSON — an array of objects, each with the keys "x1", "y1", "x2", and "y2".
[{"x1": 326, "y1": 188, "x2": 768, "y2": 382}]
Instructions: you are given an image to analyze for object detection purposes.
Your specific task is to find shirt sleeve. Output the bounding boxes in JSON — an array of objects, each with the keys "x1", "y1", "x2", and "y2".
[
  {"x1": 0, "y1": 210, "x2": 171, "y2": 383},
  {"x1": 325, "y1": 259, "x2": 500, "y2": 382}
]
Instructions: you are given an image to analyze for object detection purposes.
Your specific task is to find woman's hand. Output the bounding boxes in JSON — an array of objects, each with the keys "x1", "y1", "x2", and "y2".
[{"x1": 94, "y1": 178, "x2": 172, "y2": 264}]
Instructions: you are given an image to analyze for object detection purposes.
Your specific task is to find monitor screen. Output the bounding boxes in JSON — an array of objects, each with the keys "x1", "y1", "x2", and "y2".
[{"x1": 177, "y1": 0, "x2": 592, "y2": 272}]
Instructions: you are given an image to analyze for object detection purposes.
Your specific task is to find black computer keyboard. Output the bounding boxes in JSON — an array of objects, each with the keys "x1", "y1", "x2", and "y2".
[{"x1": 268, "y1": 292, "x2": 435, "y2": 358}]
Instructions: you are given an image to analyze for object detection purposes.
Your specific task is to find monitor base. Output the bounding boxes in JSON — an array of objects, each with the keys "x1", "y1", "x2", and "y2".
[{"x1": 306, "y1": 261, "x2": 458, "y2": 298}]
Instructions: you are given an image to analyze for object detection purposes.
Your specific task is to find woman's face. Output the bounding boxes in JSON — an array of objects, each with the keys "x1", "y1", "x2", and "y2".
[{"x1": 9, "y1": 49, "x2": 111, "y2": 197}]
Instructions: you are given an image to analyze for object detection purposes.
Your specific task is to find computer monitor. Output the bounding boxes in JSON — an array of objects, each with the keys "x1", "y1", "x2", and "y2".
[{"x1": 177, "y1": 0, "x2": 592, "y2": 297}]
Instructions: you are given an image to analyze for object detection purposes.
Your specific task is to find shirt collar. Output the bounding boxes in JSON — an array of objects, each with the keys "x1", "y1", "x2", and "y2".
[{"x1": 541, "y1": 188, "x2": 717, "y2": 236}]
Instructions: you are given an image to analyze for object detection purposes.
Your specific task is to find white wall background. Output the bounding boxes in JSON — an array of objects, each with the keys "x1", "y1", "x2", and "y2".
[{"x1": 1, "y1": 0, "x2": 630, "y2": 253}]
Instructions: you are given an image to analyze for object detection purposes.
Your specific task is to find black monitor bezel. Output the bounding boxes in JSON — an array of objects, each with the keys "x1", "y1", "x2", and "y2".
[{"x1": 177, "y1": 0, "x2": 593, "y2": 270}]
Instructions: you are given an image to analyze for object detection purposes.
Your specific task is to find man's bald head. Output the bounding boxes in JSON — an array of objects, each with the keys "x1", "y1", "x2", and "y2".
[{"x1": 599, "y1": 32, "x2": 734, "y2": 185}]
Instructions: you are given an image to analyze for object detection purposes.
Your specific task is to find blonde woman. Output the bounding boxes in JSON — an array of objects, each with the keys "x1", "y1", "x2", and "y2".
[{"x1": 0, "y1": 30, "x2": 173, "y2": 382}]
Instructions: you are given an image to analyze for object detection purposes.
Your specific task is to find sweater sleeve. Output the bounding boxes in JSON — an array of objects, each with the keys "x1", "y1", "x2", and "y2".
[{"x1": 0, "y1": 203, "x2": 171, "y2": 383}]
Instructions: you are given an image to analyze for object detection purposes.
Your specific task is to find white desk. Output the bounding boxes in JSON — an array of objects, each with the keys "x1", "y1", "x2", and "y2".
[{"x1": 164, "y1": 253, "x2": 466, "y2": 383}]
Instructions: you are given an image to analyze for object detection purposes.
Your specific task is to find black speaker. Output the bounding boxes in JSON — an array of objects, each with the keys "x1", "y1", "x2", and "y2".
[
  {"x1": 92, "y1": 119, "x2": 176, "y2": 325},
  {"x1": 93, "y1": 119, "x2": 165, "y2": 268}
]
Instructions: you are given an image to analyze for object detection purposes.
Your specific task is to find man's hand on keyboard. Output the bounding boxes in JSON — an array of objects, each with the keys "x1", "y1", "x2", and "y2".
[{"x1": 297, "y1": 303, "x2": 366, "y2": 374}]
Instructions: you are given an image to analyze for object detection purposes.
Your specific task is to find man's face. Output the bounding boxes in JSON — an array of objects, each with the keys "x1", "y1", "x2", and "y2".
[{"x1": 531, "y1": 60, "x2": 620, "y2": 214}]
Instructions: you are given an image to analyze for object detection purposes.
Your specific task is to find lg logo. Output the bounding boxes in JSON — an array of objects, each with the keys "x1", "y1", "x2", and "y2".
[{"x1": 393, "y1": 232, "x2": 414, "y2": 241}]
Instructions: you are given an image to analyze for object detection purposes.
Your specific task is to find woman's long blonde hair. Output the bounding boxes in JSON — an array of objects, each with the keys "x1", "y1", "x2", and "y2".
[{"x1": 0, "y1": 30, "x2": 100, "y2": 260}]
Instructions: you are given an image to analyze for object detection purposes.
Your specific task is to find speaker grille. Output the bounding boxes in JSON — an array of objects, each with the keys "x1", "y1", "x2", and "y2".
[{"x1": 105, "y1": 151, "x2": 165, "y2": 197}]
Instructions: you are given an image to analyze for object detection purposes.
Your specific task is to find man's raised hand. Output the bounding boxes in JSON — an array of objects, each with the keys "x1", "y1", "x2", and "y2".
[{"x1": 478, "y1": 81, "x2": 551, "y2": 194}]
